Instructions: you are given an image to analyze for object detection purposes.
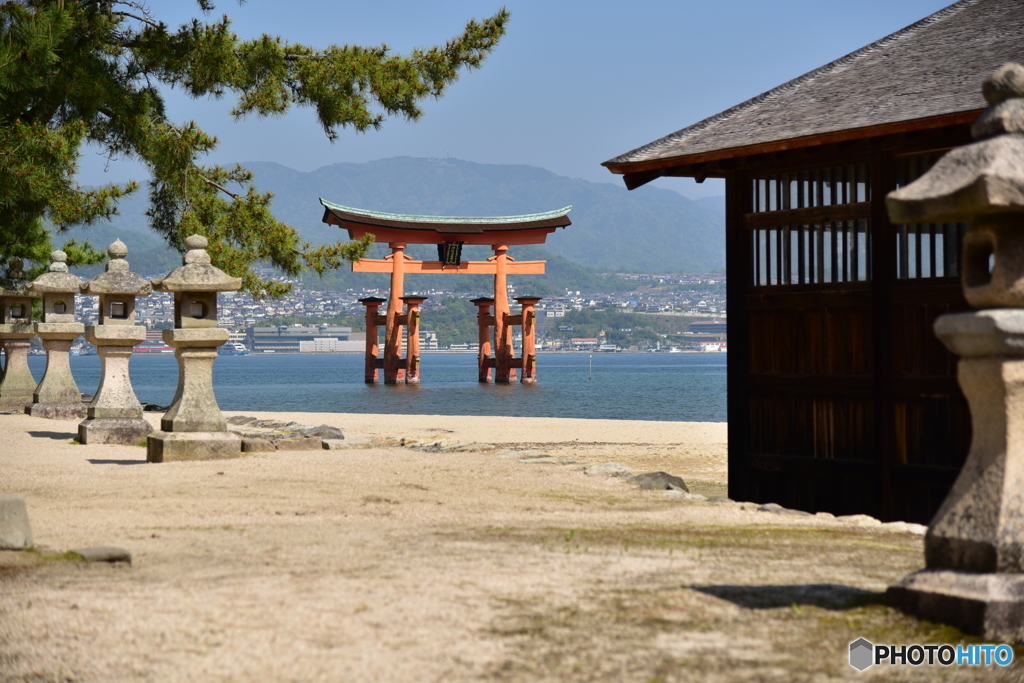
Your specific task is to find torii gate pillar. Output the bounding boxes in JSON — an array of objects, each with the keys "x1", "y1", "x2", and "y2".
[
  {"x1": 358, "y1": 296, "x2": 386, "y2": 384},
  {"x1": 470, "y1": 297, "x2": 495, "y2": 383},
  {"x1": 492, "y1": 245, "x2": 517, "y2": 384},
  {"x1": 383, "y1": 242, "x2": 408, "y2": 384},
  {"x1": 516, "y1": 296, "x2": 542, "y2": 384},
  {"x1": 402, "y1": 295, "x2": 428, "y2": 384}
]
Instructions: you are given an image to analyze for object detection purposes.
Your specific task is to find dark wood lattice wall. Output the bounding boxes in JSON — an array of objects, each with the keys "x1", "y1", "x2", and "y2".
[{"x1": 725, "y1": 127, "x2": 974, "y2": 524}]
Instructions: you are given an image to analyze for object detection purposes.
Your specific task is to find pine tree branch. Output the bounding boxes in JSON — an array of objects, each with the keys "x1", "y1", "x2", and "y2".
[
  {"x1": 202, "y1": 176, "x2": 240, "y2": 199},
  {"x1": 113, "y1": 11, "x2": 161, "y2": 29},
  {"x1": 281, "y1": 53, "x2": 323, "y2": 62}
]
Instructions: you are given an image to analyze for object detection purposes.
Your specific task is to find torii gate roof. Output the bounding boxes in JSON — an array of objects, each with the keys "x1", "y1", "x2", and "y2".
[{"x1": 320, "y1": 200, "x2": 572, "y2": 245}]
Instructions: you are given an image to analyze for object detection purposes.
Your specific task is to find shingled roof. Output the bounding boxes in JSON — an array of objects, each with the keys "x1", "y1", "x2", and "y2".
[
  {"x1": 603, "y1": 0, "x2": 1024, "y2": 185},
  {"x1": 320, "y1": 200, "x2": 572, "y2": 235}
]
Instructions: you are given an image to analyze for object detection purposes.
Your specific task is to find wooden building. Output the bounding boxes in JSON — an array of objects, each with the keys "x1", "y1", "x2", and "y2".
[{"x1": 603, "y1": 0, "x2": 1024, "y2": 523}]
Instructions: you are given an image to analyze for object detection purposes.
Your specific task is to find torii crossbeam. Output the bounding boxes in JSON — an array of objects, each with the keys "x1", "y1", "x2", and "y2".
[{"x1": 320, "y1": 201, "x2": 572, "y2": 385}]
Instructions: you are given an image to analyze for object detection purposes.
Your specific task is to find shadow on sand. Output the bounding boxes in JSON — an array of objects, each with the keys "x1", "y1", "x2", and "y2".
[
  {"x1": 28, "y1": 430, "x2": 77, "y2": 441},
  {"x1": 87, "y1": 459, "x2": 148, "y2": 466},
  {"x1": 689, "y1": 583, "x2": 883, "y2": 610}
]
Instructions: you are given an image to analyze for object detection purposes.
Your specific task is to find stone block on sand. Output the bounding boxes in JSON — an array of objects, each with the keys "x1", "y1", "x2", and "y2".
[
  {"x1": 241, "y1": 438, "x2": 277, "y2": 453},
  {"x1": 299, "y1": 425, "x2": 344, "y2": 440},
  {"x1": 78, "y1": 417, "x2": 152, "y2": 445},
  {"x1": 323, "y1": 439, "x2": 372, "y2": 450},
  {"x1": 631, "y1": 471, "x2": 689, "y2": 492},
  {"x1": 888, "y1": 569, "x2": 1024, "y2": 642},
  {"x1": 147, "y1": 431, "x2": 242, "y2": 462},
  {"x1": 585, "y1": 462, "x2": 632, "y2": 477},
  {"x1": 273, "y1": 436, "x2": 322, "y2": 451},
  {"x1": 0, "y1": 494, "x2": 33, "y2": 549}
]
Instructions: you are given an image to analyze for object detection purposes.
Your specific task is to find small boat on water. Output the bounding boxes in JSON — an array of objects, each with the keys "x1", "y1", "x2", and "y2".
[
  {"x1": 219, "y1": 342, "x2": 250, "y2": 355},
  {"x1": 133, "y1": 341, "x2": 174, "y2": 354}
]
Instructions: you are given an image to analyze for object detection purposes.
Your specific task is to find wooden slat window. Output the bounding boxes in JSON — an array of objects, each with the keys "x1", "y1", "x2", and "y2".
[
  {"x1": 749, "y1": 163, "x2": 871, "y2": 286},
  {"x1": 750, "y1": 164, "x2": 869, "y2": 213},
  {"x1": 752, "y1": 220, "x2": 870, "y2": 286},
  {"x1": 893, "y1": 152, "x2": 967, "y2": 280}
]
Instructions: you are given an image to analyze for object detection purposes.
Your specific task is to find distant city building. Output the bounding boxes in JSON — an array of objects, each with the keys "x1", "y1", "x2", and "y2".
[
  {"x1": 298, "y1": 337, "x2": 364, "y2": 353},
  {"x1": 689, "y1": 320, "x2": 727, "y2": 335},
  {"x1": 570, "y1": 338, "x2": 599, "y2": 350},
  {"x1": 418, "y1": 330, "x2": 439, "y2": 351},
  {"x1": 248, "y1": 325, "x2": 357, "y2": 353}
]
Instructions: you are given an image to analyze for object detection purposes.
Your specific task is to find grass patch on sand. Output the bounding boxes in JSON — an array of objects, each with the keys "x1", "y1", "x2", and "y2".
[
  {"x1": 0, "y1": 547, "x2": 86, "y2": 579},
  {"x1": 140, "y1": 525, "x2": 242, "y2": 532},
  {"x1": 467, "y1": 523, "x2": 1022, "y2": 681},
  {"x1": 483, "y1": 584, "x2": 1024, "y2": 682},
  {"x1": 536, "y1": 490, "x2": 637, "y2": 507},
  {"x1": 685, "y1": 480, "x2": 728, "y2": 498},
  {"x1": 469, "y1": 524, "x2": 920, "y2": 557},
  {"x1": 22, "y1": 547, "x2": 86, "y2": 563}
]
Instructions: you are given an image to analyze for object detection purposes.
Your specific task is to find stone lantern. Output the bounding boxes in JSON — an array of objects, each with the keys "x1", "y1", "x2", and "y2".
[
  {"x1": 146, "y1": 235, "x2": 241, "y2": 462},
  {"x1": 886, "y1": 63, "x2": 1024, "y2": 641},
  {"x1": 26, "y1": 251, "x2": 85, "y2": 419},
  {"x1": 0, "y1": 259, "x2": 37, "y2": 409},
  {"x1": 78, "y1": 240, "x2": 153, "y2": 444}
]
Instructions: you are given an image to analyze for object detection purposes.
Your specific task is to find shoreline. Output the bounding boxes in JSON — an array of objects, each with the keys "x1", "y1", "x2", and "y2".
[{"x1": 59, "y1": 348, "x2": 727, "y2": 356}]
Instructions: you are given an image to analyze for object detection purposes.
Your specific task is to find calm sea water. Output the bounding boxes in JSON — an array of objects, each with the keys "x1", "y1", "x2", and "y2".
[{"x1": 27, "y1": 352, "x2": 727, "y2": 422}]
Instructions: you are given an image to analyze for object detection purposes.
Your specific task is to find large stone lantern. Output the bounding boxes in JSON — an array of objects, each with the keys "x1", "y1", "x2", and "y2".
[
  {"x1": 886, "y1": 63, "x2": 1024, "y2": 642},
  {"x1": 0, "y1": 259, "x2": 37, "y2": 409},
  {"x1": 26, "y1": 251, "x2": 85, "y2": 419},
  {"x1": 78, "y1": 240, "x2": 153, "y2": 444},
  {"x1": 146, "y1": 235, "x2": 242, "y2": 462}
]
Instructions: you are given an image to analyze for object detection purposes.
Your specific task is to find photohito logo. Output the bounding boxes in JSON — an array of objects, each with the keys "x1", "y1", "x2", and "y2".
[{"x1": 849, "y1": 638, "x2": 1014, "y2": 670}]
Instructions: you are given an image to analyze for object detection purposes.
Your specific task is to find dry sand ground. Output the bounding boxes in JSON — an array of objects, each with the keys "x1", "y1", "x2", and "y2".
[{"x1": 0, "y1": 410, "x2": 1020, "y2": 682}]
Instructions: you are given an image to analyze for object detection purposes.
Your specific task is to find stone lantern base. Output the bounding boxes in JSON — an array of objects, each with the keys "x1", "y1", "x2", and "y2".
[
  {"x1": 888, "y1": 569, "x2": 1024, "y2": 642},
  {"x1": 26, "y1": 323, "x2": 86, "y2": 419},
  {"x1": 80, "y1": 418, "x2": 153, "y2": 445},
  {"x1": 146, "y1": 431, "x2": 242, "y2": 462},
  {"x1": 887, "y1": 310, "x2": 1024, "y2": 642},
  {"x1": 27, "y1": 402, "x2": 87, "y2": 420},
  {"x1": 0, "y1": 326, "x2": 36, "y2": 409},
  {"x1": 77, "y1": 326, "x2": 152, "y2": 445},
  {"x1": 146, "y1": 328, "x2": 241, "y2": 462}
]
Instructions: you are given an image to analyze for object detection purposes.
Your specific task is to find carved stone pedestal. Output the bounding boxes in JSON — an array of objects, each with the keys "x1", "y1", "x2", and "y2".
[
  {"x1": 78, "y1": 326, "x2": 151, "y2": 445},
  {"x1": 0, "y1": 263, "x2": 35, "y2": 409},
  {"x1": 146, "y1": 327, "x2": 240, "y2": 462},
  {"x1": 888, "y1": 569, "x2": 1024, "y2": 643},
  {"x1": 0, "y1": 326, "x2": 36, "y2": 409},
  {"x1": 886, "y1": 310, "x2": 1024, "y2": 641},
  {"x1": 26, "y1": 323, "x2": 85, "y2": 419},
  {"x1": 147, "y1": 430, "x2": 244, "y2": 462},
  {"x1": 26, "y1": 250, "x2": 85, "y2": 419}
]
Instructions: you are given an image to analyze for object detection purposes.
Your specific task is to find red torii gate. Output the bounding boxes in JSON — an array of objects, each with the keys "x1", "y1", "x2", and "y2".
[{"x1": 320, "y1": 201, "x2": 572, "y2": 385}]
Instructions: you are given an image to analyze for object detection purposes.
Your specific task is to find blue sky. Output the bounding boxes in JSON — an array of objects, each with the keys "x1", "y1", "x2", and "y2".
[{"x1": 79, "y1": 0, "x2": 955, "y2": 200}]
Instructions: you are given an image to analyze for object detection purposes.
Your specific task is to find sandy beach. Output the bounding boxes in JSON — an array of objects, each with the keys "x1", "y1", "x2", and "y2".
[{"x1": 0, "y1": 410, "x2": 1014, "y2": 682}]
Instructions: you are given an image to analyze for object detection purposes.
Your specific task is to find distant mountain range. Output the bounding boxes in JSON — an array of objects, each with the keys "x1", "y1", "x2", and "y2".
[{"x1": 59, "y1": 157, "x2": 724, "y2": 282}]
